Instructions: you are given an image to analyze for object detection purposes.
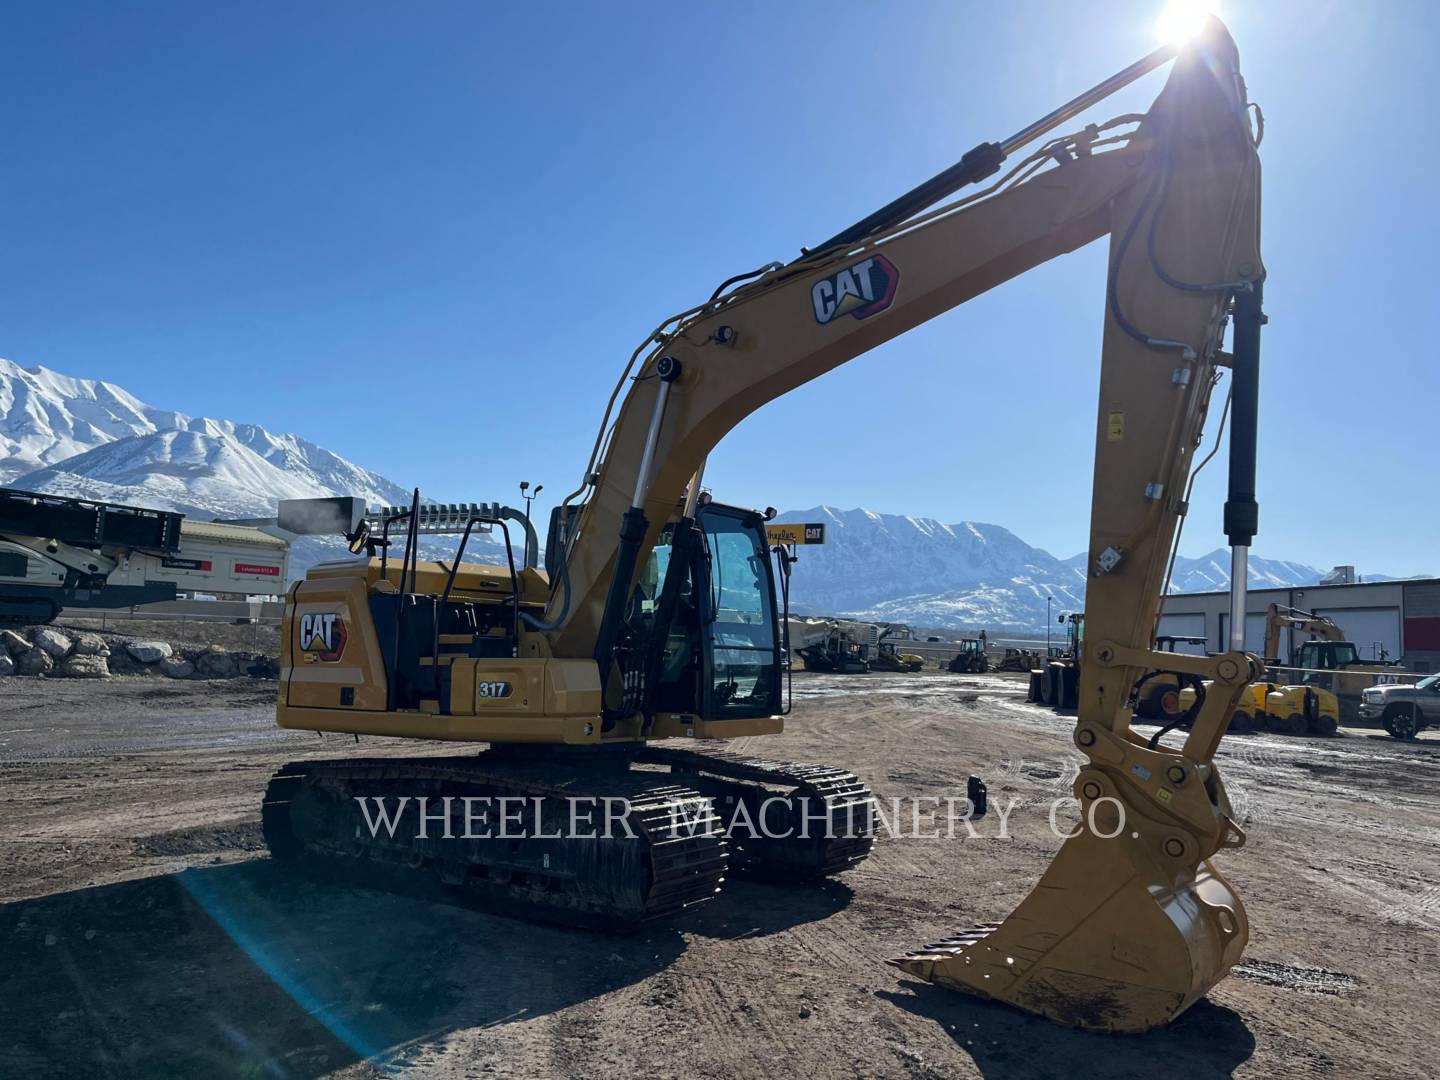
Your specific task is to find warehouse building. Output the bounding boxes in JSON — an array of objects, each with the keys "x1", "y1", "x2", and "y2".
[{"x1": 1158, "y1": 577, "x2": 1440, "y2": 673}]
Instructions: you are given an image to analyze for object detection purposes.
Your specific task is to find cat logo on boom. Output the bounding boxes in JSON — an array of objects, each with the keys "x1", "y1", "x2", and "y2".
[
  {"x1": 811, "y1": 254, "x2": 899, "y2": 325},
  {"x1": 299, "y1": 612, "x2": 347, "y2": 663}
]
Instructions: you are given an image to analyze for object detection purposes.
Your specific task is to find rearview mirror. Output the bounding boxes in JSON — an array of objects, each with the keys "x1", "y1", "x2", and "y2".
[{"x1": 346, "y1": 522, "x2": 372, "y2": 555}]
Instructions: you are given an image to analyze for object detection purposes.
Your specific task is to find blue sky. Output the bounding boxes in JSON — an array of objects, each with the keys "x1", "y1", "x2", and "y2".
[{"x1": 1, "y1": 2, "x2": 1434, "y2": 573}]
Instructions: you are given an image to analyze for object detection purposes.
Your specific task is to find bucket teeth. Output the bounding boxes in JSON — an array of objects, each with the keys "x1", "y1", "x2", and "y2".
[
  {"x1": 888, "y1": 923, "x2": 1000, "y2": 984},
  {"x1": 888, "y1": 922, "x2": 998, "y2": 958}
]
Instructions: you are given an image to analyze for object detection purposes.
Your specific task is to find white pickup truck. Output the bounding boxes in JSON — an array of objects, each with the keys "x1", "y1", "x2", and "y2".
[{"x1": 1359, "y1": 673, "x2": 1440, "y2": 740}]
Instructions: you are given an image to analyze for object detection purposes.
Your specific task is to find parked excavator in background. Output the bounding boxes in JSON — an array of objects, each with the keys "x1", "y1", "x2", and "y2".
[
  {"x1": 266, "y1": 17, "x2": 1267, "y2": 1033},
  {"x1": 1134, "y1": 628, "x2": 1341, "y2": 738},
  {"x1": 1263, "y1": 603, "x2": 1407, "y2": 724}
]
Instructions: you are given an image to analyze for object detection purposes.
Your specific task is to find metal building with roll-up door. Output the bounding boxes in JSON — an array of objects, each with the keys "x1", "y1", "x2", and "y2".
[
  {"x1": 1159, "y1": 576, "x2": 1440, "y2": 674},
  {"x1": 1312, "y1": 608, "x2": 1401, "y2": 662}
]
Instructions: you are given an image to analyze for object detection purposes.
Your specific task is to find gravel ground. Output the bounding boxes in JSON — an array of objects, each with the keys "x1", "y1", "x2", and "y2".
[{"x1": 1, "y1": 671, "x2": 1437, "y2": 1078}]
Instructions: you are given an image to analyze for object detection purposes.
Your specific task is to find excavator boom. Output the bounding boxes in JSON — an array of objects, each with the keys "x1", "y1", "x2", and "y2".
[
  {"x1": 543, "y1": 18, "x2": 1263, "y2": 1031},
  {"x1": 1263, "y1": 602, "x2": 1345, "y2": 660}
]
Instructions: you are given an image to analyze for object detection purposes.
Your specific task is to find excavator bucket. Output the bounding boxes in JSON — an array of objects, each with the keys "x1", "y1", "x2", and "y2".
[
  {"x1": 889, "y1": 830, "x2": 1247, "y2": 1031},
  {"x1": 889, "y1": 728, "x2": 1250, "y2": 1032}
]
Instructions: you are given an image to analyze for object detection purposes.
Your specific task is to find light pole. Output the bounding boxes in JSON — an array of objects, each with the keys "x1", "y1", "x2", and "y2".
[
  {"x1": 519, "y1": 481, "x2": 543, "y2": 526},
  {"x1": 1046, "y1": 596, "x2": 1054, "y2": 654}
]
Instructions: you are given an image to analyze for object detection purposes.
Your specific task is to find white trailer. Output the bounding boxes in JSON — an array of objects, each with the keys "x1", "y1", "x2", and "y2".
[{"x1": 106, "y1": 520, "x2": 288, "y2": 599}]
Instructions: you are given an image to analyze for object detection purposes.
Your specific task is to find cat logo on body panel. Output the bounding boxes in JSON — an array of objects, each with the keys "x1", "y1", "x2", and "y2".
[{"x1": 299, "y1": 612, "x2": 347, "y2": 663}]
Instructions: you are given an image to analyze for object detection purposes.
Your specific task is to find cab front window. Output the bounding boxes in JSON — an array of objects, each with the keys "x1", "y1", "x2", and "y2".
[{"x1": 700, "y1": 508, "x2": 780, "y2": 718}]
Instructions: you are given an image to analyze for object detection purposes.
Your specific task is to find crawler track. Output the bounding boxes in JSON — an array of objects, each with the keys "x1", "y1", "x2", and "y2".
[
  {"x1": 639, "y1": 744, "x2": 876, "y2": 879},
  {"x1": 260, "y1": 743, "x2": 875, "y2": 928},
  {"x1": 262, "y1": 752, "x2": 728, "y2": 927}
]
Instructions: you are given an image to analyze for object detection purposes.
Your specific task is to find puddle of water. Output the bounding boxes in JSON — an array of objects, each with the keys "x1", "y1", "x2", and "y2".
[{"x1": 787, "y1": 673, "x2": 1023, "y2": 701}]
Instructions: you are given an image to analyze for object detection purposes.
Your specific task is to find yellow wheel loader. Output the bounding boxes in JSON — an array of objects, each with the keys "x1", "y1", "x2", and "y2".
[
  {"x1": 1134, "y1": 634, "x2": 1207, "y2": 724},
  {"x1": 871, "y1": 625, "x2": 923, "y2": 672},
  {"x1": 270, "y1": 17, "x2": 1266, "y2": 1033},
  {"x1": 1029, "y1": 614, "x2": 1082, "y2": 709}
]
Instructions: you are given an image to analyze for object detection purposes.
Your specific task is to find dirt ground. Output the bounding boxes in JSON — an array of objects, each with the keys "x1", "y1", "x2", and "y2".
[{"x1": 2, "y1": 671, "x2": 1437, "y2": 1079}]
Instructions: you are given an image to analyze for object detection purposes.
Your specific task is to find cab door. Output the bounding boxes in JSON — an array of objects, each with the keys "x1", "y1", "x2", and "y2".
[{"x1": 695, "y1": 505, "x2": 782, "y2": 720}]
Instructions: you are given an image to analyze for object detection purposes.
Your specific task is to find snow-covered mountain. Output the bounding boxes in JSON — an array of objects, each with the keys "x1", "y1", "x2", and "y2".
[
  {"x1": 14, "y1": 422, "x2": 410, "y2": 519},
  {"x1": 777, "y1": 506, "x2": 1349, "y2": 632},
  {"x1": 0, "y1": 358, "x2": 189, "y2": 481},
  {"x1": 1168, "y1": 549, "x2": 1320, "y2": 593},
  {"x1": 0, "y1": 358, "x2": 509, "y2": 576},
  {"x1": 1, "y1": 359, "x2": 408, "y2": 517},
  {"x1": 774, "y1": 507, "x2": 1086, "y2": 629},
  {"x1": 0, "y1": 360, "x2": 1409, "y2": 616}
]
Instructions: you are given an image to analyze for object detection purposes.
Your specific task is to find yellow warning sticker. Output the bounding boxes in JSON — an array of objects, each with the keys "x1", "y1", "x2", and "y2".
[
  {"x1": 1107, "y1": 411, "x2": 1125, "y2": 441},
  {"x1": 1157, "y1": 787, "x2": 1173, "y2": 804}
]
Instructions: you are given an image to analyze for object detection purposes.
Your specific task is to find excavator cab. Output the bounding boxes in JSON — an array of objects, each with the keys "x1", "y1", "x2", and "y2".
[
  {"x1": 1298, "y1": 640, "x2": 1362, "y2": 670},
  {"x1": 624, "y1": 502, "x2": 783, "y2": 722}
]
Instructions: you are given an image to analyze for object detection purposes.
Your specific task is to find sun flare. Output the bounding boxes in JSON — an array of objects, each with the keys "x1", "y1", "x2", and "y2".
[{"x1": 1155, "y1": 0, "x2": 1218, "y2": 46}]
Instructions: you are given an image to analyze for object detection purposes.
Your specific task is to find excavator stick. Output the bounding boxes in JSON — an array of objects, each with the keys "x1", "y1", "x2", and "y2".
[{"x1": 888, "y1": 18, "x2": 1265, "y2": 1031}]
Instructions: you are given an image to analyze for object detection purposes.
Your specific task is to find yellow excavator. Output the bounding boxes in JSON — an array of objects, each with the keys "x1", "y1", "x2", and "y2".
[
  {"x1": 1263, "y1": 603, "x2": 1404, "y2": 713},
  {"x1": 267, "y1": 17, "x2": 1264, "y2": 1033},
  {"x1": 1258, "y1": 602, "x2": 1406, "y2": 725}
]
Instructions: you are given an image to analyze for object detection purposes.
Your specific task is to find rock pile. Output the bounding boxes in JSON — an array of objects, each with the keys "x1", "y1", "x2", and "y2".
[{"x1": 0, "y1": 627, "x2": 278, "y2": 681}]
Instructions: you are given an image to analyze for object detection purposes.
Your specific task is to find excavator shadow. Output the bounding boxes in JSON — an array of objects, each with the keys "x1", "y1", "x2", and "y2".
[
  {"x1": 878, "y1": 982, "x2": 1255, "y2": 1080},
  {"x1": 0, "y1": 859, "x2": 687, "y2": 1078},
  {"x1": 686, "y1": 877, "x2": 855, "y2": 940}
]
